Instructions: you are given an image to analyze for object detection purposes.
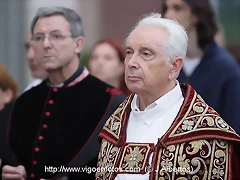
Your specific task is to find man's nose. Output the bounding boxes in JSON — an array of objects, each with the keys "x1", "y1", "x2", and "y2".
[
  {"x1": 127, "y1": 54, "x2": 140, "y2": 69},
  {"x1": 43, "y1": 36, "x2": 52, "y2": 49}
]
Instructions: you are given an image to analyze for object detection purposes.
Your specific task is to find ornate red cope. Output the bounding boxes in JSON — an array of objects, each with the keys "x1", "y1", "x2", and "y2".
[
  {"x1": 115, "y1": 142, "x2": 154, "y2": 174},
  {"x1": 96, "y1": 84, "x2": 240, "y2": 180}
]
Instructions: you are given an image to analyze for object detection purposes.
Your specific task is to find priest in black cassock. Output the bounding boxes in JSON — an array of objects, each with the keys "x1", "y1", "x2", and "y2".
[{"x1": 0, "y1": 6, "x2": 126, "y2": 180}]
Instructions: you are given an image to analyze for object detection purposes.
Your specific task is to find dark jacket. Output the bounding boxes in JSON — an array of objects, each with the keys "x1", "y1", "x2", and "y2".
[{"x1": 178, "y1": 41, "x2": 240, "y2": 134}]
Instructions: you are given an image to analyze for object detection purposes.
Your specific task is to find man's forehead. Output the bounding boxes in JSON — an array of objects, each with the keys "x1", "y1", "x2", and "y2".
[
  {"x1": 125, "y1": 27, "x2": 166, "y2": 49},
  {"x1": 125, "y1": 28, "x2": 146, "y2": 46},
  {"x1": 34, "y1": 15, "x2": 70, "y2": 33},
  {"x1": 37, "y1": 15, "x2": 67, "y2": 22},
  {"x1": 129, "y1": 26, "x2": 166, "y2": 38}
]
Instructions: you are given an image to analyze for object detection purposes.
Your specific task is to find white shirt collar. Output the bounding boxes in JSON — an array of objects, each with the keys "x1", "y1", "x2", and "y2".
[{"x1": 131, "y1": 81, "x2": 183, "y2": 125}]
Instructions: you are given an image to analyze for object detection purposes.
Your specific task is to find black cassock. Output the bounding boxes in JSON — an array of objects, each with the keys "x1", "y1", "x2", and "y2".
[{"x1": 0, "y1": 72, "x2": 126, "y2": 180}]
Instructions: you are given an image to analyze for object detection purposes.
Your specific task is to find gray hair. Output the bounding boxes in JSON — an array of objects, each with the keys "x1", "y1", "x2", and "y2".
[
  {"x1": 30, "y1": 6, "x2": 84, "y2": 37},
  {"x1": 125, "y1": 13, "x2": 188, "y2": 62}
]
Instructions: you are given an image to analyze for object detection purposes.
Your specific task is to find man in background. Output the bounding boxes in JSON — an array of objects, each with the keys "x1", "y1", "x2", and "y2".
[
  {"x1": 1, "y1": 6, "x2": 126, "y2": 180},
  {"x1": 24, "y1": 33, "x2": 47, "y2": 91},
  {"x1": 162, "y1": 0, "x2": 240, "y2": 134}
]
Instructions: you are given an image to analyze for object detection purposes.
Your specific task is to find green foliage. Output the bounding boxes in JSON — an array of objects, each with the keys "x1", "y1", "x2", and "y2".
[
  {"x1": 219, "y1": 0, "x2": 240, "y2": 47},
  {"x1": 80, "y1": 49, "x2": 90, "y2": 66}
]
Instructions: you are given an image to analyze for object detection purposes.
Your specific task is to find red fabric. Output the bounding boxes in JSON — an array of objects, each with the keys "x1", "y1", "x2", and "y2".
[{"x1": 230, "y1": 143, "x2": 240, "y2": 180}]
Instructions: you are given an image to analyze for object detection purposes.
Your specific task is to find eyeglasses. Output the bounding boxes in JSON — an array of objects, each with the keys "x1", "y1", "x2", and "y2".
[{"x1": 31, "y1": 32, "x2": 73, "y2": 45}]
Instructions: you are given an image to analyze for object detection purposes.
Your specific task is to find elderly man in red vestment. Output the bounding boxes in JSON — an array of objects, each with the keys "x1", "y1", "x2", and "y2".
[{"x1": 95, "y1": 13, "x2": 240, "y2": 180}]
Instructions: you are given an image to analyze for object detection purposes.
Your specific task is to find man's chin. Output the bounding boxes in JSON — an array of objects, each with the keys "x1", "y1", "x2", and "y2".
[
  {"x1": 126, "y1": 85, "x2": 141, "y2": 94},
  {"x1": 43, "y1": 63, "x2": 56, "y2": 71},
  {"x1": 44, "y1": 66, "x2": 56, "y2": 72},
  {"x1": 32, "y1": 72, "x2": 47, "y2": 79}
]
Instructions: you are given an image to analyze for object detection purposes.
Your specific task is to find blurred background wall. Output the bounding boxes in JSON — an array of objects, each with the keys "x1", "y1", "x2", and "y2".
[{"x1": 0, "y1": 0, "x2": 239, "y2": 92}]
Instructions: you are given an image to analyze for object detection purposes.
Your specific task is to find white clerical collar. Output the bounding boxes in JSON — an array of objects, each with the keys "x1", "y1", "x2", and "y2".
[{"x1": 131, "y1": 81, "x2": 183, "y2": 125}]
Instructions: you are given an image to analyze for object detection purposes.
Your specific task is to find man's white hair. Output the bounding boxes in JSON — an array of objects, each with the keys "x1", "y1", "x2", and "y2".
[{"x1": 125, "y1": 13, "x2": 188, "y2": 62}]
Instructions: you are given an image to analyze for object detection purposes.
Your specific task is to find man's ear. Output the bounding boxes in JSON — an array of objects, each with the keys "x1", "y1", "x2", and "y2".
[
  {"x1": 74, "y1": 36, "x2": 85, "y2": 54},
  {"x1": 169, "y1": 57, "x2": 183, "y2": 80}
]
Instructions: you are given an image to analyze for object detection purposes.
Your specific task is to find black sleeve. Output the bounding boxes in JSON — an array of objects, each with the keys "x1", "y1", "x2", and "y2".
[
  {"x1": 0, "y1": 102, "x2": 15, "y2": 180},
  {"x1": 0, "y1": 101, "x2": 20, "y2": 168},
  {"x1": 66, "y1": 93, "x2": 126, "y2": 180}
]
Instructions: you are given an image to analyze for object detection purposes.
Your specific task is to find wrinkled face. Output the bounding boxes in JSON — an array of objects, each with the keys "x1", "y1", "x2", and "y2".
[
  {"x1": 88, "y1": 43, "x2": 124, "y2": 84},
  {"x1": 25, "y1": 34, "x2": 47, "y2": 79},
  {"x1": 32, "y1": 15, "x2": 81, "y2": 71},
  {"x1": 163, "y1": 0, "x2": 196, "y2": 31},
  {"x1": 124, "y1": 26, "x2": 172, "y2": 94}
]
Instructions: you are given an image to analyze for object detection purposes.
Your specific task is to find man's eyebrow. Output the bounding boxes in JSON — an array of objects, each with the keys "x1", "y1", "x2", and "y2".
[
  {"x1": 34, "y1": 30, "x2": 62, "y2": 34},
  {"x1": 50, "y1": 30, "x2": 61, "y2": 33},
  {"x1": 139, "y1": 45, "x2": 156, "y2": 51},
  {"x1": 124, "y1": 45, "x2": 132, "y2": 50}
]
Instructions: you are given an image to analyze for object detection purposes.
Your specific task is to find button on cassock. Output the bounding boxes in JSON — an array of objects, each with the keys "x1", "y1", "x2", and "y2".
[
  {"x1": 43, "y1": 124, "x2": 48, "y2": 129},
  {"x1": 48, "y1": 100, "x2": 54, "y2": 104},
  {"x1": 38, "y1": 136, "x2": 44, "y2": 140},
  {"x1": 45, "y1": 112, "x2": 51, "y2": 116}
]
